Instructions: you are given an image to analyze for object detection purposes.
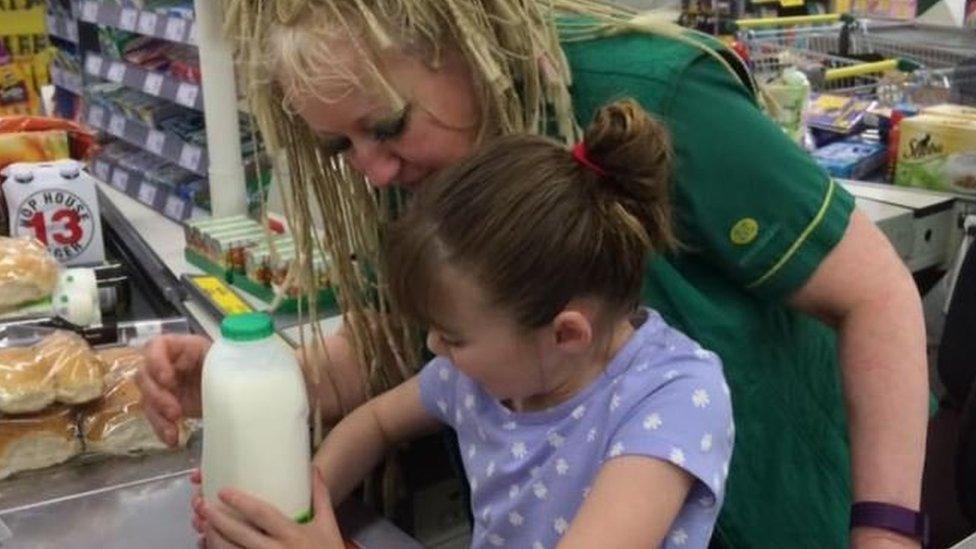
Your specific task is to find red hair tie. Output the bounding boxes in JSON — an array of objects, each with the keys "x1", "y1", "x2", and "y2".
[{"x1": 572, "y1": 142, "x2": 606, "y2": 177}]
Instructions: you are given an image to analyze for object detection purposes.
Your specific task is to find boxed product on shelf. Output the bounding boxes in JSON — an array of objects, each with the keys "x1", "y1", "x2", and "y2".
[
  {"x1": 812, "y1": 135, "x2": 888, "y2": 180},
  {"x1": 805, "y1": 93, "x2": 878, "y2": 136},
  {"x1": 895, "y1": 114, "x2": 976, "y2": 195}
]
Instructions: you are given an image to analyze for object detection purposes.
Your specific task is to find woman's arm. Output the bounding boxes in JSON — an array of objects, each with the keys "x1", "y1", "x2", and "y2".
[
  {"x1": 558, "y1": 456, "x2": 694, "y2": 548},
  {"x1": 789, "y1": 210, "x2": 928, "y2": 549},
  {"x1": 313, "y1": 375, "x2": 443, "y2": 504}
]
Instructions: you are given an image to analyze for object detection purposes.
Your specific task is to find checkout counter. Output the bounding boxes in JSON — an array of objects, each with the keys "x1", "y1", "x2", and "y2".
[
  {"x1": 1, "y1": 179, "x2": 969, "y2": 548},
  {"x1": 0, "y1": 184, "x2": 419, "y2": 548}
]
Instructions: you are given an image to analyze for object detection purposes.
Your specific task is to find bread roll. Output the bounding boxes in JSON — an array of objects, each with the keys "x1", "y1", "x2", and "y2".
[
  {"x1": 0, "y1": 406, "x2": 81, "y2": 480},
  {"x1": 82, "y1": 347, "x2": 187, "y2": 454},
  {"x1": 0, "y1": 237, "x2": 59, "y2": 310},
  {"x1": 0, "y1": 347, "x2": 55, "y2": 414},
  {"x1": 35, "y1": 331, "x2": 104, "y2": 405}
]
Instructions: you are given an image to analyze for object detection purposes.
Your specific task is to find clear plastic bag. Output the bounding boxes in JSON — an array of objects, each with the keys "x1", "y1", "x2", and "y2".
[
  {"x1": 0, "y1": 345, "x2": 54, "y2": 414},
  {"x1": 81, "y1": 347, "x2": 190, "y2": 454},
  {"x1": 35, "y1": 331, "x2": 104, "y2": 406},
  {"x1": 0, "y1": 237, "x2": 60, "y2": 311},
  {"x1": 0, "y1": 406, "x2": 81, "y2": 480}
]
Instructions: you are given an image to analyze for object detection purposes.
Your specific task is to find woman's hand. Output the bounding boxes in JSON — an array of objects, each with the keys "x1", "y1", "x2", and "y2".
[
  {"x1": 136, "y1": 334, "x2": 211, "y2": 446},
  {"x1": 202, "y1": 467, "x2": 345, "y2": 549}
]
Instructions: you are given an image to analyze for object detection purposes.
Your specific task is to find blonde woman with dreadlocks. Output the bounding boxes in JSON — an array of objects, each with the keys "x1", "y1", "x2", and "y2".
[{"x1": 136, "y1": 1, "x2": 929, "y2": 547}]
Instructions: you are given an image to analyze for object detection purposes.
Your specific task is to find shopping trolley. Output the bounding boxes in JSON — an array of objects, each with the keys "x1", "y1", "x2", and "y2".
[{"x1": 734, "y1": 13, "x2": 976, "y2": 106}]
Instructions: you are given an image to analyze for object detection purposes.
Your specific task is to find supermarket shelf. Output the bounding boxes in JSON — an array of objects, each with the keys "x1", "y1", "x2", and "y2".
[
  {"x1": 84, "y1": 52, "x2": 204, "y2": 111},
  {"x1": 90, "y1": 156, "x2": 202, "y2": 222},
  {"x1": 77, "y1": 0, "x2": 197, "y2": 45},
  {"x1": 46, "y1": 12, "x2": 78, "y2": 43},
  {"x1": 49, "y1": 65, "x2": 83, "y2": 95},
  {"x1": 83, "y1": 104, "x2": 209, "y2": 176}
]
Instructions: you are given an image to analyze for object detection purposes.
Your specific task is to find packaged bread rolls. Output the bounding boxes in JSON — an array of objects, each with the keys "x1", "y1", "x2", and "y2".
[
  {"x1": 0, "y1": 406, "x2": 81, "y2": 480},
  {"x1": 0, "y1": 346, "x2": 55, "y2": 414},
  {"x1": 35, "y1": 331, "x2": 104, "y2": 405},
  {"x1": 82, "y1": 347, "x2": 188, "y2": 454},
  {"x1": 0, "y1": 237, "x2": 59, "y2": 310}
]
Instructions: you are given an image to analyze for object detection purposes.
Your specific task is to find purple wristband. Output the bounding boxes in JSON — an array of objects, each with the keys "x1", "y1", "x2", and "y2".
[{"x1": 850, "y1": 501, "x2": 929, "y2": 546}]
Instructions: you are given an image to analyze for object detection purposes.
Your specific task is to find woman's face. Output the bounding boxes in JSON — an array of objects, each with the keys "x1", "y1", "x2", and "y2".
[{"x1": 289, "y1": 46, "x2": 480, "y2": 190}]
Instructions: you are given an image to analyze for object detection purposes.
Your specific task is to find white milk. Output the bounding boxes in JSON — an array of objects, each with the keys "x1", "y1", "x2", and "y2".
[{"x1": 201, "y1": 313, "x2": 311, "y2": 521}]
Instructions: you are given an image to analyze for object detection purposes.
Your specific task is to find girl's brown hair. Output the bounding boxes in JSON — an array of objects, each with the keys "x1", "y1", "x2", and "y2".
[{"x1": 387, "y1": 99, "x2": 676, "y2": 330}]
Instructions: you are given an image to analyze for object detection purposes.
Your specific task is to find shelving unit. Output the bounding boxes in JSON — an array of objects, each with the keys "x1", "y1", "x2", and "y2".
[
  {"x1": 76, "y1": 0, "x2": 197, "y2": 45},
  {"x1": 84, "y1": 52, "x2": 203, "y2": 111},
  {"x1": 91, "y1": 155, "x2": 199, "y2": 221}
]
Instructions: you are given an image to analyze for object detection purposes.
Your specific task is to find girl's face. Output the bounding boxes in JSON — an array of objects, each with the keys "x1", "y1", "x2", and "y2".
[{"x1": 288, "y1": 45, "x2": 480, "y2": 190}]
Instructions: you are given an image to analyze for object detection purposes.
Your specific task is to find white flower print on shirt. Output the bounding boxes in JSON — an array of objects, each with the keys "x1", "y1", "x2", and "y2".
[
  {"x1": 470, "y1": 476, "x2": 479, "y2": 492},
  {"x1": 694, "y1": 347, "x2": 714, "y2": 360},
  {"x1": 478, "y1": 426, "x2": 487, "y2": 441},
  {"x1": 692, "y1": 389, "x2": 710, "y2": 408},
  {"x1": 609, "y1": 392, "x2": 622, "y2": 411},
  {"x1": 582, "y1": 486, "x2": 591, "y2": 499},
  {"x1": 571, "y1": 405, "x2": 586, "y2": 420},
  {"x1": 547, "y1": 432, "x2": 565, "y2": 449},
  {"x1": 533, "y1": 482, "x2": 548, "y2": 499},
  {"x1": 468, "y1": 444, "x2": 477, "y2": 459},
  {"x1": 439, "y1": 366, "x2": 450, "y2": 381},
  {"x1": 437, "y1": 400, "x2": 448, "y2": 415},
  {"x1": 487, "y1": 533, "x2": 505, "y2": 546},
  {"x1": 587, "y1": 428, "x2": 598, "y2": 442},
  {"x1": 464, "y1": 393, "x2": 476, "y2": 410},
  {"x1": 503, "y1": 421, "x2": 517, "y2": 431},
  {"x1": 532, "y1": 542, "x2": 544, "y2": 549},
  {"x1": 481, "y1": 506, "x2": 491, "y2": 523},
  {"x1": 554, "y1": 517, "x2": 569, "y2": 535},
  {"x1": 670, "y1": 447, "x2": 686, "y2": 466},
  {"x1": 455, "y1": 408, "x2": 463, "y2": 425},
  {"x1": 663, "y1": 369, "x2": 679, "y2": 380},
  {"x1": 608, "y1": 442, "x2": 625, "y2": 458},
  {"x1": 671, "y1": 528, "x2": 689, "y2": 546},
  {"x1": 509, "y1": 484, "x2": 519, "y2": 499},
  {"x1": 643, "y1": 413, "x2": 663, "y2": 430},
  {"x1": 722, "y1": 382, "x2": 731, "y2": 396},
  {"x1": 712, "y1": 473, "x2": 722, "y2": 492},
  {"x1": 509, "y1": 511, "x2": 524, "y2": 526},
  {"x1": 486, "y1": 461, "x2": 495, "y2": 478},
  {"x1": 636, "y1": 361, "x2": 650, "y2": 372},
  {"x1": 511, "y1": 442, "x2": 527, "y2": 459},
  {"x1": 556, "y1": 458, "x2": 569, "y2": 475},
  {"x1": 700, "y1": 433, "x2": 713, "y2": 452}
]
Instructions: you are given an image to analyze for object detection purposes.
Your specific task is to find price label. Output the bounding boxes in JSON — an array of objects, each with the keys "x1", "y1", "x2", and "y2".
[
  {"x1": 85, "y1": 54, "x2": 103, "y2": 77},
  {"x1": 109, "y1": 114, "x2": 126, "y2": 136},
  {"x1": 188, "y1": 22, "x2": 198, "y2": 44},
  {"x1": 94, "y1": 160, "x2": 111, "y2": 181},
  {"x1": 164, "y1": 194, "x2": 186, "y2": 219},
  {"x1": 189, "y1": 275, "x2": 254, "y2": 315},
  {"x1": 146, "y1": 129, "x2": 167, "y2": 155},
  {"x1": 111, "y1": 169, "x2": 130, "y2": 191},
  {"x1": 164, "y1": 17, "x2": 187, "y2": 42},
  {"x1": 179, "y1": 144, "x2": 202, "y2": 171},
  {"x1": 119, "y1": 8, "x2": 138, "y2": 31},
  {"x1": 138, "y1": 12, "x2": 158, "y2": 35},
  {"x1": 175, "y1": 83, "x2": 199, "y2": 108},
  {"x1": 81, "y1": 1, "x2": 98, "y2": 21},
  {"x1": 107, "y1": 61, "x2": 126, "y2": 82},
  {"x1": 138, "y1": 183, "x2": 158, "y2": 206},
  {"x1": 88, "y1": 106, "x2": 105, "y2": 128},
  {"x1": 143, "y1": 72, "x2": 164, "y2": 95}
]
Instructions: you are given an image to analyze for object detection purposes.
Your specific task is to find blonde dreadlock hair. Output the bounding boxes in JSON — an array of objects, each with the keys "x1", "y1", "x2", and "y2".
[{"x1": 219, "y1": 0, "x2": 753, "y2": 440}]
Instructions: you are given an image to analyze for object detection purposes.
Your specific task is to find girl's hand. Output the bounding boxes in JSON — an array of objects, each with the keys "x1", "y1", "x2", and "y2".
[{"x1": 202, "y1": 467, "x2": 344, "y2": 549}]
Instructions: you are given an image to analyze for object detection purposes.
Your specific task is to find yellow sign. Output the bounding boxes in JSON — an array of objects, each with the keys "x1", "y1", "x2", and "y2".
[
  {"x1": 191, "y1": 276, "x2": 253, "y2": 315},
  {"x1": 730, "y1": 218, "x2": 760, "y2": 245}
]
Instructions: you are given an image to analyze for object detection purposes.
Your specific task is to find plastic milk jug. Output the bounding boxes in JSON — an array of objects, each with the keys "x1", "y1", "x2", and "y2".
[{"x1": 202, "y1": 313, "x2": 312, "y2": 521}]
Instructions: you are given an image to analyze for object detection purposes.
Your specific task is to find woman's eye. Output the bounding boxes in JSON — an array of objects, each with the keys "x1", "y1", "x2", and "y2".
[
  {"x1": 371, "y1": 106, "x2": 410, "y2": 141},
  {"x1": 319, "y1": 135, "x2": 351, "y2": 155}
]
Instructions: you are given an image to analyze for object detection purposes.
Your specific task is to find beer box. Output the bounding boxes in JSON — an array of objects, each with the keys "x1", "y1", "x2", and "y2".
[{"x1": 895, "y1": 114, "x2": 976, "y2": 196}]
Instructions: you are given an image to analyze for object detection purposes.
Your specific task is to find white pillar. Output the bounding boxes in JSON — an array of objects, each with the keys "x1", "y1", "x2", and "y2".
[{"x1": 194, "y1": 0, "x2": 247, "y2": 217}]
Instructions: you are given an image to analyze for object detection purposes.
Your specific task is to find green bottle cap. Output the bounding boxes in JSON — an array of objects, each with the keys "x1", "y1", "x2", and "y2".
[{"x1": 220, "y1": 312, "x2": 274, "y2": 342}]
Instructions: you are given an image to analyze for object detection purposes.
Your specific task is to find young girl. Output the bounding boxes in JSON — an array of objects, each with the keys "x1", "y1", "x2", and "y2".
[{"x1": 203, "y1": 99, "x2": 733, "y2": 548}]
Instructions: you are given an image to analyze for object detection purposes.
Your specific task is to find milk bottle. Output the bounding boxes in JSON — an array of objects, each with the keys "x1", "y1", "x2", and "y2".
[{"x1": 202, "y1": 312, "x2": 311, "y2": 521}]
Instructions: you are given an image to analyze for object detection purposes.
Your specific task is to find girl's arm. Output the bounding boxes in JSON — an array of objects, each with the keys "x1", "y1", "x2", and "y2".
[
  {"x1": 558, "y1": 456, "x2": 694, "y2": 548},
  {"x1": 313, "y1": 375, "x2": 443, "y2": 504}
]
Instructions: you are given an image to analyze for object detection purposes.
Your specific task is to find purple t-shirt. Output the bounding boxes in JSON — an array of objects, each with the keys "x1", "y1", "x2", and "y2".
[{"x1": 419, "y1": 308, "x2": 734, "y2": 549}]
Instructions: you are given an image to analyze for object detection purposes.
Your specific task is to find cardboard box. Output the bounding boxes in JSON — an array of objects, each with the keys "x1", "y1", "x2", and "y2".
[{"x1": 895, "y1": 114, "x2": 976, "y2": 196}]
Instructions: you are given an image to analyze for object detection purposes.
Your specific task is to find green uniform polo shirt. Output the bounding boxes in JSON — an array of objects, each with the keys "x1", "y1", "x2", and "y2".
[{"x1": 561, "y1": 31, "x2": 856, "y2": 548}]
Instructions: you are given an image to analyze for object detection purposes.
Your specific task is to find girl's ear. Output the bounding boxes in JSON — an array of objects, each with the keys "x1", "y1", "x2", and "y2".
[{"x1": 550, "y1": 309, "x2": 593, "y2": 355}]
